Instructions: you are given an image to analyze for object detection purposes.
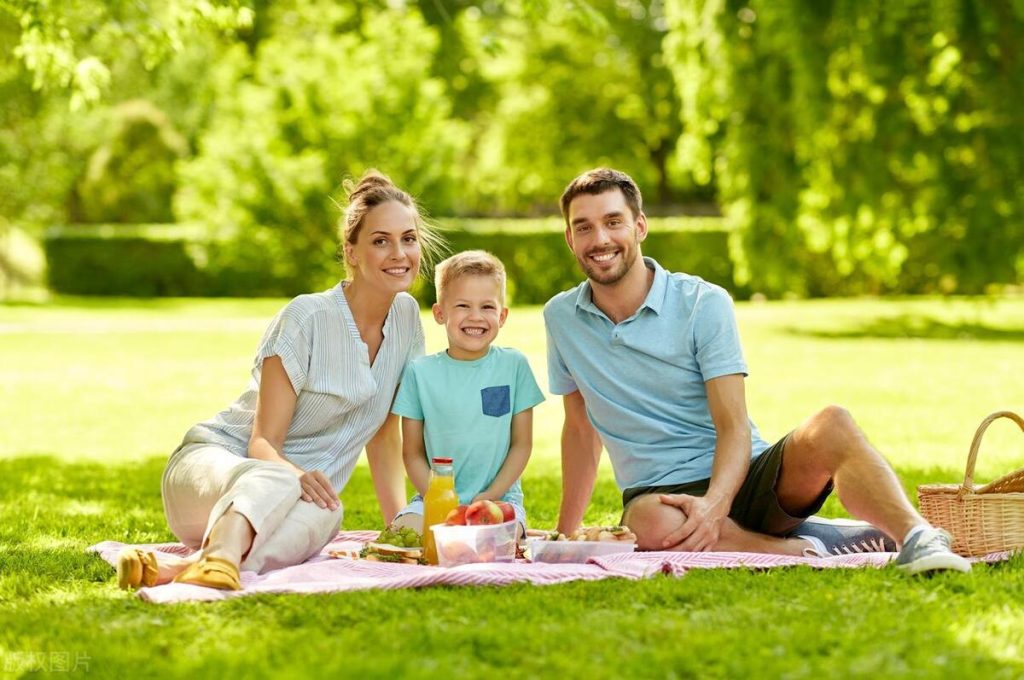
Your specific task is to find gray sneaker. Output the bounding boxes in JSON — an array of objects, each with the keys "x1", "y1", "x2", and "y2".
[
  {"x1": 894, "y1": 527, "x2": 972, "y2": 574},
  {"x1": 790, "y1": 516, "x2": 897, "y2": 557}
]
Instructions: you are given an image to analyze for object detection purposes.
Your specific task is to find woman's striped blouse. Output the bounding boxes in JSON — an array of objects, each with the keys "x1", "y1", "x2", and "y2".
[{"x1": 179, "y1": 283, "x2": 424, "y2": 491}]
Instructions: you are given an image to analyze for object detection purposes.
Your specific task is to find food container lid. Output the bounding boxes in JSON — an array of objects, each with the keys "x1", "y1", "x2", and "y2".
[{"x1": 432, "y1": 457, "x2": 454, "y2": 465}]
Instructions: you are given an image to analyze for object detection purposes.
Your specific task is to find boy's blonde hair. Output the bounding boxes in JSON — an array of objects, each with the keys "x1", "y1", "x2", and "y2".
[{"x1": 434, "y1": 250, "x2": 507, "y2": 303}]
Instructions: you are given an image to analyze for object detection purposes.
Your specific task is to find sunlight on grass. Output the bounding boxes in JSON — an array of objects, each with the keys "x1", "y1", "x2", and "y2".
[
  {"x1": 22, "y1": 536, "x2": 82, "y2": 551},
  {"x1": 3, "y1": 296, "x2": 1021, "y2": 486},
  {"x1": 63, "y1": 500, "x2": 112, "y2": 517},
  {"x1": 953, "y1": 607, "x2": 1024, "y2": 663}
]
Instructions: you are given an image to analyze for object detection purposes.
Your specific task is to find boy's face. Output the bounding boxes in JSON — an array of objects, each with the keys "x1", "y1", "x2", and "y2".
[{"x1": 432, "y1": 274, "x2": 508, "y2": 361}]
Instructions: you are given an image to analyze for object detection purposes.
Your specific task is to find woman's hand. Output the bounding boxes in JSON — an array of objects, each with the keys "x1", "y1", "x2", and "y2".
[{"x1": 299, "y1": 470, "x2": 339, "y2": 511}]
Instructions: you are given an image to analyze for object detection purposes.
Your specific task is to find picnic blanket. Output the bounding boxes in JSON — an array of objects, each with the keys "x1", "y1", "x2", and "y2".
[{"x1": 89, "y1": 531, "x2": 1013, "y2": 604}]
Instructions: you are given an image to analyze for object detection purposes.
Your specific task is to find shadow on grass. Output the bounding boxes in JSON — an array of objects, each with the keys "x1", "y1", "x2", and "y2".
[
  {"x1": 2, "y1": 457, "x2": 1023, "y2": 677},
  {"x1": 786, "y1": 314, "x2": 1024, "y2": 342},
  {"x1": 0, "y1": 455, "x2": 989, "y2": 546}
]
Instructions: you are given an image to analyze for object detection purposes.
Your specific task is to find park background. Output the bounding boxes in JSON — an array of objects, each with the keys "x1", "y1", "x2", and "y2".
[{"x1": 1, "y1": 1, "x2": 1023, "y2": 678}]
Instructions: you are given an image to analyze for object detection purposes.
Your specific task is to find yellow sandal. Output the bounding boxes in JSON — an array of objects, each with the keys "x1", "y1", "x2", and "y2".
[
  {"x1": 172, "y1": 556, "x2": 242, "y2": 591},
  {"x1": 116, "y1": 549, "x2": 159, "y2": 590}
]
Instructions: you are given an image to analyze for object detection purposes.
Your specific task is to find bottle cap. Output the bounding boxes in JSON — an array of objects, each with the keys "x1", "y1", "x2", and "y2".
[{"x1": 432, "y1": 457, "x2": 453, "y2": 465}]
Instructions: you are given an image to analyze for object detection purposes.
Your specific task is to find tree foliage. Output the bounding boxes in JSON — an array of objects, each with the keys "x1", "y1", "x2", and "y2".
[
  {"x1": 76, "y1": 100, "x2": 188, "y2": 223},
  {"x1": 666, "y1": 0, "x2": 1024, "y2": 295},
  {"x1": 1, "y1": 0, "x2": 252, "y2": 108},
  {"x1": 455, "y1": 0, "x2": 694, "y2": 214},
  {"x1": 173, "y1": 2, "x2": 469, "y2": 293},
  {"x1": 2, "y1": 0, "x2": 1022, "y2": 296}
]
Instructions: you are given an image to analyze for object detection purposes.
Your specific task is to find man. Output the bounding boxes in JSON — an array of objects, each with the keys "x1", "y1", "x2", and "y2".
[{"x1": 543, "y1": 167, "x2": 969, "y2": 574}]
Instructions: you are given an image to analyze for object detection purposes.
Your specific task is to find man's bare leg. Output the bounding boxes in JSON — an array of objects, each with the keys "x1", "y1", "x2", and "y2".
[
  {"x1": 623, "y1": 494, "x2": 809, "y2": 556},
  {"x1": 775, "y1": 406, "x2": 922, "y2": 547}
]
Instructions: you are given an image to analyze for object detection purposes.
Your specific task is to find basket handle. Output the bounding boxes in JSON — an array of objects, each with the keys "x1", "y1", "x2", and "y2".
[{"x1": 961, "y1": 411, "x2": 1024, "y2": 494}]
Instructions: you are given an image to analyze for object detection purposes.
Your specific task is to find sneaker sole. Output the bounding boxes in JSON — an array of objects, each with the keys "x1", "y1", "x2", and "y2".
[{"x1": 895, "y1": 552, "x2": 972, "y2": 575}]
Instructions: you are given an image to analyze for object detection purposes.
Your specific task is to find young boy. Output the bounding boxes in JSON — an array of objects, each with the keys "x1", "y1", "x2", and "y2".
[{"x1": 390, "y1": 250, "x2": 545, "y2": 533}]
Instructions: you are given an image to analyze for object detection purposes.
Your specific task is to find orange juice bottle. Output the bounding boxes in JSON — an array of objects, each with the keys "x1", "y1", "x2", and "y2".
[{"x1": 422, "y1": 457, "x2": 458, "y2": 565}]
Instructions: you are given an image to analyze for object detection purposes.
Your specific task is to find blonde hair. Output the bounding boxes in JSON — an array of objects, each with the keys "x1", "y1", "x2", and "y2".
[
  {"x1": 337, "y1": 169, "x2": 445, "y2": 276},
  {"x1": 434, "y1": 250, "x2": 507, "y2": 303}
]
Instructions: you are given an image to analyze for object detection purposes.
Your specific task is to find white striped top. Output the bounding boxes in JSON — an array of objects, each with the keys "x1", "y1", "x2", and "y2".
[{"x1": 180, "y1": 283, "x2": 424, "y2": 491}]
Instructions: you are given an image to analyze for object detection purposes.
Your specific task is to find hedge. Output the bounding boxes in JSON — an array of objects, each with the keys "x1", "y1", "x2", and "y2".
[
  {"x1": 410, "y1": 229, "x2": 738, "y2": 305},
  {"x1": 42, "y1": 221, "x2": 737, "y2": 302},
  {"x1": 44, "y1": 233, "x2": 206, "y2": 297}
]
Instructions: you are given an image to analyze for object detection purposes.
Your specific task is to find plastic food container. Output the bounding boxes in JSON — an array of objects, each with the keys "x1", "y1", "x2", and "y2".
[
  {"x1": 430, "y1": 521, "x2": 518, "y2": 567},
  {"x1": 527, "y1": 538, "x2": 636, "y2": 564}
]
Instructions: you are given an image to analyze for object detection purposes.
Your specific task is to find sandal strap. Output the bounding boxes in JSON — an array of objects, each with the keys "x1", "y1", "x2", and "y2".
[
  {"x1": 174, "y1": 556, "x2": 242, "y2": 590},
  {"x1": 139, "y1": 551, "x2": 159, "y2": 587}
]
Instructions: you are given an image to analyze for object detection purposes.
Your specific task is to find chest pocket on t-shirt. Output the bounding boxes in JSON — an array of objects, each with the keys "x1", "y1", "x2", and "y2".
[{"x1": 480, "y1": 385, "x2": 511, "y2": 417}]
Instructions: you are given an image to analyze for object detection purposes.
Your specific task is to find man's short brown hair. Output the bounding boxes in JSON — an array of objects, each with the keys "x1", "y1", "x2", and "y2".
[
  {"x1": 434, "y1": 250, "x2": 507, "y2": 303},
  {"x1": 559, "y1": 168, "x2": 643, "y2": 228}
]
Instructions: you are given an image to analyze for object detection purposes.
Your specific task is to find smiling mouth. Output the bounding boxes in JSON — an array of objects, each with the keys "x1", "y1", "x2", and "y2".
[
  {"x1": 588, "y1": 250, "x2": 619, "y2": 263},
  {"x1": 383, "y1": 267, "x2": 410, "y2": 276},
  {"x1": 461, "y1": 327, "x2": 487, "y2": 336}
]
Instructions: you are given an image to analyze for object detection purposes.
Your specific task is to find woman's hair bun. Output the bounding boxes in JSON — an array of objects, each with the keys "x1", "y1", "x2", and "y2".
[{"x1": 344, "y1": 169, "x2": 394, "y2": 201}]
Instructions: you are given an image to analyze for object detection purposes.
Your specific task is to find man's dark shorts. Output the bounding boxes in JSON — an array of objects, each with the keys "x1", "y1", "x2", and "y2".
[{"x1": 621, "y1": 433, "x2": 834, "y2": 536}]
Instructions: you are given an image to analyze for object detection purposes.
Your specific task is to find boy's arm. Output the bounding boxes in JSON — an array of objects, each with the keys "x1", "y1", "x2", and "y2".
[
  {"x1": 472, "y1": 408, "x2": 534, "y2": 502},
  {"x1": 401, "y1": 416, "x2": 430, "y2": 497},
  {"x1": 365, "y1": 413, "x2": 406, "y2": 525},
  {"x1": 556, "y1": 390, "x2": 603, "y2": 534}
]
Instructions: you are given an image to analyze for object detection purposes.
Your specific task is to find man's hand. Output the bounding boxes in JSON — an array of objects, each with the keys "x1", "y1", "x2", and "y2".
[
  {"x1": 658, "y1": 493, "x2": 729, "y2": 551},
  {"x1": 298, "y1": 470, "x2": 339, "y2": 511}
]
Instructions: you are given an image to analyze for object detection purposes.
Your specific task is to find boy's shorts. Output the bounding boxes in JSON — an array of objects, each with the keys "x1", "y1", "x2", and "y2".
[
  {"x1": 620, "y1": 433, "x2": 834, "y2": 537},
  {"x1": 395, "y1": 494, "x2": 527, "y2": 534}
]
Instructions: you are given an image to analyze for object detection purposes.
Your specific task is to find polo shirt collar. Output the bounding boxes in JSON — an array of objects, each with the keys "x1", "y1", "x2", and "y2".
[{"x1": 574, "y1": 256, "x2": 668, "y2": 318}]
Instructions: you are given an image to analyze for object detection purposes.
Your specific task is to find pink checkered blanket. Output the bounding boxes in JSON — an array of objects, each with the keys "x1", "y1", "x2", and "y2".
[{"x1": 88, "y1": 531, "x2": 1012, "y2": 604}]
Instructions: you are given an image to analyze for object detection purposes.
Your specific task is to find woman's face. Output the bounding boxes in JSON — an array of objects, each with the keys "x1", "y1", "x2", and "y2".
[{"x1": 346, "y1": 200, "x2": 421, "y2": 294}]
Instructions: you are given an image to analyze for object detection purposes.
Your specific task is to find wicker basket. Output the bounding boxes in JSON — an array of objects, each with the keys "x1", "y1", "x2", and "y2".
[{"x1": 917, "y1": 411, "x2": 1024, "y2": 556}]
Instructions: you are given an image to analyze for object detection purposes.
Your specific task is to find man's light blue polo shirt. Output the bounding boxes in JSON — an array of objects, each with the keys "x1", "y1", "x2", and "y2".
[{"x1": 543, "y1": 257, "x2": 770, "y2": 492}]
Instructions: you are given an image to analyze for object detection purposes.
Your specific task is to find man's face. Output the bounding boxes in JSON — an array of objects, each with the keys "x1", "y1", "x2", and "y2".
[{"x1": 565, "y1": 189, "x2": 647, "y2": 286}]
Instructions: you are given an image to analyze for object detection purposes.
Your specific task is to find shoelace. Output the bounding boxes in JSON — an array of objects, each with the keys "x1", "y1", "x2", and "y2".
[{"x1": 831, "y1": 536, "x2": 890, "y2": 555}]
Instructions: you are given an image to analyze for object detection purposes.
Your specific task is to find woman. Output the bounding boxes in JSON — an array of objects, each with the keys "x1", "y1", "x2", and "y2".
[{"x1": 117, "y1": 171, "x2": 443, "y2": 590}]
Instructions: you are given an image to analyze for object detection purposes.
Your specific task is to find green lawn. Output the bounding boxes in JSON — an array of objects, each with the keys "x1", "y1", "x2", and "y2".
[{"x1": 2, "y1": 295, "x2": 1023, "y2": 678}]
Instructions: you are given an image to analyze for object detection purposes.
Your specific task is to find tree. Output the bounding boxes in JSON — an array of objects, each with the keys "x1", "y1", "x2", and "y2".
[
  {"x1": 174, "y1": 1, "x2": 468, "y2": 294},
  {"x1": 76, "y1": 100, "x2": 188, "y2": 223},
  {"x1": 665, "y1": 0, "x2": 1024, "y2": 295},
  {"x1": 461, "y1": 0, "x2": 694, "y2": 214},
  {"x1": 1, "y1": 0, "x2": 253, "y2": 109}
]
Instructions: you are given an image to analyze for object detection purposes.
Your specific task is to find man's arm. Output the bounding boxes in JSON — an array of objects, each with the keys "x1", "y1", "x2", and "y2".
[
  {"x1": 557, "y1": 390, "x2": 603, "y2": 534},
  {"x1": 659, "y1": 373, "x2": 751, "y2": 550},
  {"x1": 365, "y1": 412, "x2": 406, "y2": 525}
]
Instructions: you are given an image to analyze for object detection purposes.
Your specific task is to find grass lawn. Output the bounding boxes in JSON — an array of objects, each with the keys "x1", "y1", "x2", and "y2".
[{"x1": 1, "y1": 294, "x2": 1023, "y2": 678}]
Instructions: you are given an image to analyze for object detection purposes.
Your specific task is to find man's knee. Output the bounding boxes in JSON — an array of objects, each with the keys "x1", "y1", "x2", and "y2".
[
  {"x1": 622, "y1": 495, "x2": 687, "y2": 551},
  {"x1": 812, "y1": 405, "x2": 857, "y2": 433},
  {"x1": 796, "y1": 405, "x2": 864, "y2": 458}
]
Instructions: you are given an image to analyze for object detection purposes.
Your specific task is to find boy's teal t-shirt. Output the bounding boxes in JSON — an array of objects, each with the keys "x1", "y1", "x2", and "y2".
[{"x1": 391, "y1": 346, "x2": 545, "y2": 506}]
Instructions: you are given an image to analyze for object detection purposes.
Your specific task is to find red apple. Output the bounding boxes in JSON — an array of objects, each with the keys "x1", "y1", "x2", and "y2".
[
  {"x1": 465, "y1": 500, "x2": 504, "y2": 525},
  {"x1": 495, "y1": 501, "x2": 516, "y2": 523},
  {"x1": 445, "y1": 505, "x2": 469, "y2": 526}
]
